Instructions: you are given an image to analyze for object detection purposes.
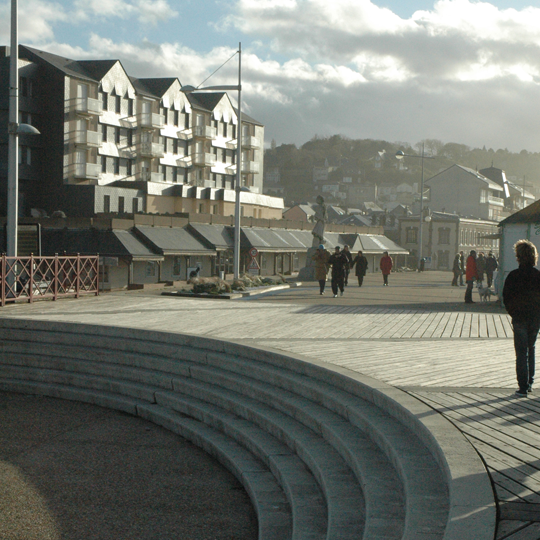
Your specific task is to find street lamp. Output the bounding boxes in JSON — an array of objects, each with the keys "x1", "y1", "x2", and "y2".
[
  {"x1": 8, "y1": 0, "x2": 41, "y2": 257},
  {"x1": 181, "y1": 43, "x2": 242, "y2": 280},
  {"x1": 396, "y1": 143, "x2": 434, "y2": 269}
]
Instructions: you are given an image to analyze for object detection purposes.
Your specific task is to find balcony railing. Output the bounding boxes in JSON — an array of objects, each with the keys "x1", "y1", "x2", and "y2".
[
  {"x1": 193, "y1": 125, "x2": 217, "y2": 139},
  {"x1": 75, "y1": 97, "x2": 103, "y2": 116},
  {"x1": 141, "y1": 141, "x2": 165, "y2": 158},
  {"x1": 74, "y1": 130, "x2": 101, "y2": 148},
  {"x1": 141, "y1": 171, "x2": 164, "y2": 183},
  {"x1": 0, "y1": 255, "x2": 99, "y2": 307},
  {"x1": 74, "y1": 163, "x2": 101, "y2": 179},
  {"x1": 242, "y1": 135, "x2": 260, "y2": 149},
  {"x1": 139, "y1": 112, "x2": 165, "y2": 129},
  {"x1": 241, "y1": 161, "x2": 260, "y2": 174},
  {"x1": 192, "y1": 153, "x2": 217, "y2": 167},
  {"x1": 488, "y1": 196, "x2": 504, "y2": 206}
]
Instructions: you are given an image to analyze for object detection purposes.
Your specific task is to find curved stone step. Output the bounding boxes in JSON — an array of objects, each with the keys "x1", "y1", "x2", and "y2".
[{"x1": 0, "y1": 318, "x2": 496, "y2": 540}]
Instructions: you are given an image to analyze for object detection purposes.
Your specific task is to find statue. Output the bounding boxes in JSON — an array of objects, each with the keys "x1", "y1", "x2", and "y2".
[{"x1": 311, "y1": 196, "x2": 327, "y2": 247}]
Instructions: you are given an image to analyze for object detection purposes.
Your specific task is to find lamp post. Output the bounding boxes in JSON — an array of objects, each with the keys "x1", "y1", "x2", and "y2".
[
  {"x1": 396, "y1": 143, "x2": 434, "y2": 269},
  {"x1": 7, "y1": 0, "x2": 40, "y2": 257},
  {"x1": 181, "y1": 43, "x2": 242, "y2": 280}
]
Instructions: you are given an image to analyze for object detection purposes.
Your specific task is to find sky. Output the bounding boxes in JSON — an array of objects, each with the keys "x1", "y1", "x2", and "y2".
[{"x1": 2, "y1": 0, "x2": 540, "y2": 152}]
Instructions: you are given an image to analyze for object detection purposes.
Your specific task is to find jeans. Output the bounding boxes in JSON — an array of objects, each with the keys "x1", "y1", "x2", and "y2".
[
  {"x1": 513, "y1": 317, "x2": 540, "y2": 392},
  {"x1": 382, "y1": 273, "x2": 389, "y2": 285},
  {"x1": 357, "y1": 275, "x2": 364, "y2": 287},
  {"x1": 318, "y1": 279, "x2": 326, "y2": 294}
]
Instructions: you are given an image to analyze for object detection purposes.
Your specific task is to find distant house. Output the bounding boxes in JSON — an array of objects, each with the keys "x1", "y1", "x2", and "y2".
[
  {"x1": 426, "y1": 165, "x2": 505, "y2": 221},
  {"x1": 283, "y1": 204, "x2": 316, "y2": 222}
]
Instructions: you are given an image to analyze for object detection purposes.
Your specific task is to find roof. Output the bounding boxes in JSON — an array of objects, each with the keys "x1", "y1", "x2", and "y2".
[
  {"x1": 188, "y1": 223, "x2": 234, "y2": 250},
  {"x1": 137, "y1": 78, "x2": 177, "y2": 97},
  {"x1": 134, "y1": 226, "x2": 216, "y2": 256},
  {"x1": 241, "y1": 228, "x2": 312, "y2": 252},
  {"x1": 428, "y1": 165, "x2": 504, "y2": 192},
  {"x1": 189, "y1": 92, "x2": 227, "y2": 112},
  {"x1": 112, "y1": 230, "x2": 162, "y2": 259},
  {"x1": 499, "y1": 199, "x2": 540, "y2": 225}
]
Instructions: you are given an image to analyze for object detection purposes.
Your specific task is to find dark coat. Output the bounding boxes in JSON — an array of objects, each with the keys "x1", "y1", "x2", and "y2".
[
  {"x1": 503, "y1": 265, "x2": 540, "y2": 321},
  {"x1": 486, "y1": 255, "x2": 498, "y2": 274},
  {"x1": 328, "y1": 252, "x2": 349, "y2": 278},
  {"x1": 352, "y1": 255, "x2": 368, "y2": 276}
]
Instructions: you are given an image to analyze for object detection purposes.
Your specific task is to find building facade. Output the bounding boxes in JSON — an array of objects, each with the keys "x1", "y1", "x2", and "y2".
[{"x1": 0, "y1": 45, "x2": 269, "y2": 220}]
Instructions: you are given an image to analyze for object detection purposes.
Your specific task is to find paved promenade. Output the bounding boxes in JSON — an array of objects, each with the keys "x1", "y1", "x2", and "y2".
[{"x1": 1, "y1": 270, "x2": 539, "y2": 540}]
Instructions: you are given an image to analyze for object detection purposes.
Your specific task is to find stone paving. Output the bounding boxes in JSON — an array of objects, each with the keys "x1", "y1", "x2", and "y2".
[{"x1": 1, "y1": 270, "x2": 539, "y2": 539}]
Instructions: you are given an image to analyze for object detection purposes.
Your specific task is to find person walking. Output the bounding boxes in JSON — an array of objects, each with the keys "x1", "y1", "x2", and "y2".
[
  {"x1": 328, "y1": 246, "x2": 348, "y2": 297},
  {"x1": 502, "y1": 240, "x2": 540, "y2": 398},
  {"x1": 379, "y1": 251, "x2": 393, "y2": 286},
  {"x1": 451, "y1": 253, "x2": 461, "y2": 286},
  {"x1": 342, "y1": 245, "x2": 353, "y2": 286},
  {"x1": 465, "y1": 250, "x2": 478, "y2": 304},
  {"x1": 312, "y1": 244, "x2": 330, "y2": 295},
  {"x1": 351, "y1": 250, "x2": 368, "y2": 287},
  {"x1": 486, "y1": 251, "x2": 498, "y2": 288},
  {"x1": 459, "y1": 251, "x2": 465, "y2": 286}
]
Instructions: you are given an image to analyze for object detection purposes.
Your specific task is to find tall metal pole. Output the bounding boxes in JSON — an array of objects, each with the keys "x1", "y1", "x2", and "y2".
[
  {"x1": 417, "y1": 142, "x2": 425, "y2": 269},
  {"x1": 233, "y1": 42, "x2": 242, "y2": 280},
  {"x1": 7, "y1": 0, "x2": 19, "y2": 256}
]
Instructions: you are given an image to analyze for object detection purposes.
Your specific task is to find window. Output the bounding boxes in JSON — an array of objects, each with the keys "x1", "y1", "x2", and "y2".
[
  {"x1": 126, "y1": 160, "x2": 132, "y2": 176},
  {"x1": 173, "y1": 256, "x2": 181, "y2": 276},
  {"x1": 212, "y1": 204, "x2": 218, "y2": 214},
  {"x1": 99, "y1": 265, "x2": 109, "y2": 283},
  {"x1": 127, "y1": 98, "x2": 134, "y2": 117},
  {"x1": 115, "y1": 94, "x2": 121, "y2": 114},
  {"x1": 20, "y1": 77, "x2": 28, "y2": 97},
  {"x1": 18, "y1": 146, "x2": 31, "y2": 165},
  {"x1": 480, "y1": 189, "x2": 488, "y2": 203},
  {"x1": 184, "y1": 112, "x2": 190, "y2": 129},
  {"x1": 438, "y1": 227, "x2": 450, "y2": 245},
  {"x1": 198, "y1": 203, "x2": 204, "y2": 213},
  {"x1": 101, "y1": 92, "x2": 108, "y2": 111},
  {"x1": 101, "y1": 156, "x2": 107, "y2": 173},
  {"x1": 118, "y1": 196, "x2": 125, "y2": 214},
  {"x1": 174, "y1": 110, "x2": 179, "y2": 126},
  {"x1": 173, "y1": 168, "x2": 178, "y2": 183},
  {"x1": 132, "y1": 198, "x2": 139, "y2": 213},
  {"x1": 104, "y1": 195, "x2": 110, "y2": 213},
  {"x1": 146, "y1": 262, "x2": 156, "y2": 277},
  {"x1": 406, "y1": 227, "x2": 418, "y2": 244},
  {"x1": 115, "y1": 127, "x2": 120, "y2": 144},
  {"x1": 102, "y1": 124, "x2": 107, "y2": 142},
  {"x1": 114, "y1": 157, "x2": 120, "y2": 175}
]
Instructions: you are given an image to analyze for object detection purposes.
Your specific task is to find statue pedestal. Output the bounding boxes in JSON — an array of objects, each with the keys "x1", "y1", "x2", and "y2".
[{"x1": 297, "y1": 247, "x2": 318, "y2": 281}]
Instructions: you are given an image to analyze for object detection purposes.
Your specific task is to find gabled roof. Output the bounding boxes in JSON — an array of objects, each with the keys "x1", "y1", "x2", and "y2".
[
  {"x1": 189, "y1": 92, "x2": 227, "y2": 112},
  {"x1": 129, "y1": 77, "x2": 159, "y2": 98},
  {"x1": 134, "y1": 226, "x2": 216, "y2": 256},
  {"x1": 77, "y1": 60, "x2": 119, "y2": 81},
  {"x1": 428, "y1": 164, "x2": 503, "y2": 192},
  {"x1": 137, "y1": 78, "x2": 178, "y2": 97}
]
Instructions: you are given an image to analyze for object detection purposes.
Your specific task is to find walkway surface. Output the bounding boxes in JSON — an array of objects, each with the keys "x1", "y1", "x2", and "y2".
[{"x1": 1, "y1": 270, "x2": 539, "y2": 540}]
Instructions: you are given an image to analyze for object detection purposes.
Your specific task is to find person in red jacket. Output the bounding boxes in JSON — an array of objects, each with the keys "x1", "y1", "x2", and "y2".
[
  {"x1": 379, "y1": 251, "x2": 393, "y2": 286},
  {"x1": 465, "y1": 250, "x2": 478, "y2": 304}
]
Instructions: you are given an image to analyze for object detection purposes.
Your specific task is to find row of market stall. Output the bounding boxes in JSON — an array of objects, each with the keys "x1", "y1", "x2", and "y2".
[{"x1": 37, "y1": 223, "x2": 408, "y2": 290}]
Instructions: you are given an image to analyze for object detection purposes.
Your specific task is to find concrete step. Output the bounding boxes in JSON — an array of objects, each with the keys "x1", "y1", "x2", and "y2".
[{"x1": 0, "y1": 318, "x2": 496, "y2": 540}]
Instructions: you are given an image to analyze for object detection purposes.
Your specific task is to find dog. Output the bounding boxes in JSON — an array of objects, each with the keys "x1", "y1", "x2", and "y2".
[{"x1": 477, "y1": 283, "x2": 495, "y2": 302}]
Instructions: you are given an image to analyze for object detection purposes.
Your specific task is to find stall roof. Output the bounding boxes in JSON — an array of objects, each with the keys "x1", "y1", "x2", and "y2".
[
  {"x1": 241, "y1": 228, "x2": 312, "y2": 252},
  {"x1": 188, "y1": 223, "x2": 234, "y2": 250},
  {"x1": 135, "y1": 226, "x2": 216, "y2": 256},
  {"x1": 113, "y1": 230, "x2": 163, "y2": 260},
  {"x1": 356, "y1": 235, "x2": 408, "y2": 255}
]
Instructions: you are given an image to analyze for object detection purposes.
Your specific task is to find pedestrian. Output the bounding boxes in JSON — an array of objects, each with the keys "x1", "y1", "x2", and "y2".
[
  {"x1": 351, "y1": 250, "x2": 368, "y2": 287},
  {"x1": 451, "y1": 253, "x2": 461, "y2": 286},
  {"x1": 311, "y1": 244, "x2": 330, "y2": 295},
  {"x1": 380, "y1": 251, "x2": 393, "y2": 286},
  {"x1": 328, "y1": 246, "x2": 348, "y2": 297},
  {"x1": 476, "y1": 252, "x2": 486, "y2": 286},
  {"x1": 342, "y1": 244, "x2": 353, "y2": 286},
  {"x1": 465, "y1": 250, "x2": 478, "y2": 304},
  {"x1": 502, "y1": 240, "x2": 540, "y2": 398},
  {"x1": 459, "y1": 251, "x2": 465, "y2": 286},
  {"x1": 418, "y1": 257, "x2": 425, "y2": 272},
  {"x1": 485, "y1": 251, "x2": 498, "y2": 288}
]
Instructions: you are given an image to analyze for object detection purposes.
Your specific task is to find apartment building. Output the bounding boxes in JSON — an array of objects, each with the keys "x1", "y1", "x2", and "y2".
[{"x1": 0, "y1": 45, "x2": 269, "y2": 219}]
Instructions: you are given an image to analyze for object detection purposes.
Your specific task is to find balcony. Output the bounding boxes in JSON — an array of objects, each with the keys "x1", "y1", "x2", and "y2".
[
  {"x1": 241, "y1": 161, "x2": 260, "y2": 174},
  {"x1": 192, "y1": 153, "x2": 216, "y2": 167},
  {"x1": 193, "y1": 125, "x2": 217, "y2": 139},
  {"x1": 177, "y1": 155, "x2": 191, "y2": 167},
  {"x1": 242, "y1": 135, "x2": 260, "y2": 149},
  {"x1": 177, "y1": 128, "x2": 193, "y2": 140},
  {"x1": 139, "y1": 113, "x2": 165, "y2": 129},
  {"x1": 74, "y1": 130, "x2": 101, "y2": 148},
  {"x1": 488, "y1": 195, "x2": 504, "y2": 207},
  {"x1": 141, "y1": 171, "x2": 164, "y2": 183},
  {"x1": 75, "y1": 97, "x2": 103, "y2": 116},
  {"x1": 74, "y1": 163, "x2": 100, "y2": 180},
  {"x1": 141, "y1": 141, "x2": 165, "y2": 158}
]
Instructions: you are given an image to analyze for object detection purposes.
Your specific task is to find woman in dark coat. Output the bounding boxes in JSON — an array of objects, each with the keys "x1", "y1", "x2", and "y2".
[
  {"x1": 351, "y1": 251, "x2": 368, "y2": 287},
  {"x1": 451, "y1": 253, "x2": 461, "y2": 286},
  {"x1": 379, "y1": 251, "x2": 393, "y2": 286}
]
